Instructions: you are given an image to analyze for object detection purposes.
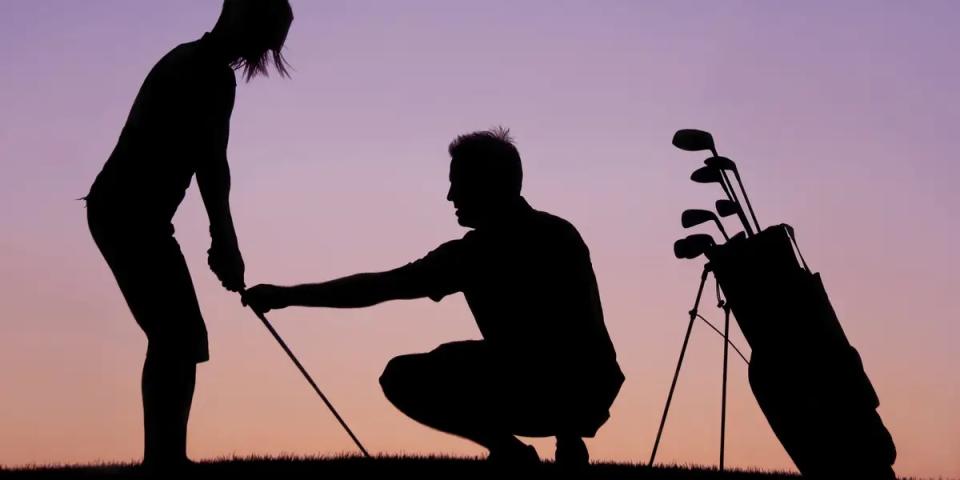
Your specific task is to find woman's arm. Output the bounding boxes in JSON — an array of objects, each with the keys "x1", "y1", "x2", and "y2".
[{"x1": 196, "y1": 82, "x2": 244, "y2": 291}]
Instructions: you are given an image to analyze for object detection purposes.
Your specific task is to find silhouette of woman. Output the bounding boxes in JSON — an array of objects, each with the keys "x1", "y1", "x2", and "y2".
[{"x1": 84, "y1": 0, "x2": 293, "y2": 470}]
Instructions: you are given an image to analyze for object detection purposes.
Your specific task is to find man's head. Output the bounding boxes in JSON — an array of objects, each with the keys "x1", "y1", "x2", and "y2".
[
  {"x1": 446, "y1": 127, "x2": 524, "y2": 228},
  {"x1": 214, "y1": 0, "x2": 294, "y2": 81}
]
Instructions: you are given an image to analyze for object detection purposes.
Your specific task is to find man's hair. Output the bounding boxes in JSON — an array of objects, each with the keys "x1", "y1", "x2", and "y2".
[
  {"x1": 222, "y1": 0, "x2": 294, "y2": 81},
  {"x1": 448, "y1": 127, "x2": 523, "y2": 196}
]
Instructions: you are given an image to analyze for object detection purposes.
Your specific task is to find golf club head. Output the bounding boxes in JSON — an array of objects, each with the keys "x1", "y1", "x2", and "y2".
[
  {"x1": 691, "y1": 166, "x2": 724, "y2": 185},
  {"x1": 715, "y1": 199, "x2": 741, "y2": 218},
  {"x1": 704, "y1": 156, "x2": 738, "y2": 172},
  {"x1": 681, "y1": 209, "x2": 719, "y2": 229},
  {"x1": 673, "y1": 233, "x2": 716, "y2": 260},
  {"x1": 673, "y1": 129, "x2": 716, "y2": 154}
]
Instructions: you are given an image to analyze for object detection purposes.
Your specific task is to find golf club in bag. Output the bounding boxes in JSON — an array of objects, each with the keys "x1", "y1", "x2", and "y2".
[{"x1": 652, "y1": 129, "x2": 896, "y2": 478}]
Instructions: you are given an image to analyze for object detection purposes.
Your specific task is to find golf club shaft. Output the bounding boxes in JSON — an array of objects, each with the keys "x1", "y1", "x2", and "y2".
[
  {"x1": 710, "y1": 147, "x2": 752, "y2": 236},
  {"x1": 732, "y1": 170, "x2": 761, "y2": 232},
  {"x1": 719, "y1": 170, "x2": 754, "y2": 236},
  {"x1": 650, "y1": 267, "x2": 710, "y2": 466},
  {"x1": 248, "y1": 306, "x2": 372, "y2": 458},
  {"x1": 712, "y1": 219, "x2": 730, "y2": 241}
]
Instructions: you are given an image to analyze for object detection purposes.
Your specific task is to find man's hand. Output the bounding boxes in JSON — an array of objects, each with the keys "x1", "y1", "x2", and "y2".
[
  {"x1": 242, "y1": 284, "x2": 290, "y2": 313},
  {"x1": 208, "y1": 243, "x2": 245, "y2": 292}
]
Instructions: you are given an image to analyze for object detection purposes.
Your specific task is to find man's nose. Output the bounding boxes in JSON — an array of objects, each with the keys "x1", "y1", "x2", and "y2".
[{"x1": 446, "y1": 184, "x2": 455, "y2": 202}]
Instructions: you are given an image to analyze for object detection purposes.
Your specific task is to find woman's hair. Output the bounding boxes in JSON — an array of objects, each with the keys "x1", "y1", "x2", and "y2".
[{"x1": 221, "y1": 0, "x2": 294, "y2": 81}]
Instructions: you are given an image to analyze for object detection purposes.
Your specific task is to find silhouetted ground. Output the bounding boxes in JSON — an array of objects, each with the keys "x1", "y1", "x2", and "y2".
[{"x1": 0, "y1": 455, "x2": 802, "y2": 479}]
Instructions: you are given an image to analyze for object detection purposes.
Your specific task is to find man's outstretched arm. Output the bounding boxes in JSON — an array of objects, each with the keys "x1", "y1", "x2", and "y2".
[
  {"x1": 244, "y1": 238, "x2": 464, "y2": 313},
  {"x1": 242, "y1": 269, "x2": 431, "y2": 313}
]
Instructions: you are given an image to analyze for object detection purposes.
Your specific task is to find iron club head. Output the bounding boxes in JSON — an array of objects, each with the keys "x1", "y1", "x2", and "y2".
[
  {"x1": 704, "y1": 156, "x2": 738, "y2": 172},
  {"x1": 673, "y1": 233, "x2": 716, "y2": 260},
  {"x1": 681, "y1": 209, "x2": 718, "y2": 229},
  {"x1": 715, "y1": 199, "x2": 741, "y2": 218},
  {"x1": 682, "y1": 209, "x2": 729, "y2": 241},
  {"x1": 690, "y1": 166, "x2": 725, "y2": 185}
]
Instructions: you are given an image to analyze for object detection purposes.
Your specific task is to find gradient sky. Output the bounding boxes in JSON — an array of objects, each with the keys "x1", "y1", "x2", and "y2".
[{"x1": 1, "y1": 1, "x2": 958, "y2": 478}]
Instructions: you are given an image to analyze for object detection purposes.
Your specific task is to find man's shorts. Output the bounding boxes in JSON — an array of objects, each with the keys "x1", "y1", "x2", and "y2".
[
  {"x1": 87, "y1": 204, "x2": 209, "y2": 363},
  {"x1": 382, "y1": 340, "x2": 624, "y2": 438}
]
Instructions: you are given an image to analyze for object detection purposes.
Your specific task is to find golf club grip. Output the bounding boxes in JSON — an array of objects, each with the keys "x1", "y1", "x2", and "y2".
[{"x1": 248, "y1": 307, "x2": 372, "y2": 458}]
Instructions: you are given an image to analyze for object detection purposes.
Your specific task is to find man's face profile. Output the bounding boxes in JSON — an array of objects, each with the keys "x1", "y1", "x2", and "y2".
[{"x1": 447, "y1": 157, "x2": 487, "y2": 228}]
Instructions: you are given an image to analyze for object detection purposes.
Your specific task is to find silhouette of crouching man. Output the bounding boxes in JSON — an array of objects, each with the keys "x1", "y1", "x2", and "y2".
[{"x1": 243, "y1": 128, "x2": 625, "y2": 466}]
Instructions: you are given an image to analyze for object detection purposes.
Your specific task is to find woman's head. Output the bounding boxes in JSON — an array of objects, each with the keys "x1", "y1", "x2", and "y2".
[{"x1": 215, "y1": 0, "x2": 294, "y2": 81}]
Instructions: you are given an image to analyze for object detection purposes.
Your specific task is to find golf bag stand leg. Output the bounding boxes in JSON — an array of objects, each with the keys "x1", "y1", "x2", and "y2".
[
  {"x1": 720, "y1": 304, "x2": 731, "y2": 471},
  {"x1": 649, "y1": 266, "x2": 711, "y2": 466}
]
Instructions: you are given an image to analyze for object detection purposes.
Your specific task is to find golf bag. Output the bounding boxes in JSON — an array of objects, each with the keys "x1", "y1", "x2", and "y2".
[{"x1": 705, "y1": 224, "x2": 896, "y2": 478}]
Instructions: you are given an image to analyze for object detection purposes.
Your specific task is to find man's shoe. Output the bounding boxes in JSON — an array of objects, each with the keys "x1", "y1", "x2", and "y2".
[
  {"x1": 555, "y1": 436, "x2": 589, "y2": 467},
  {"x1": 488, "y1": 442, "x2": 540, "y2": 468}
]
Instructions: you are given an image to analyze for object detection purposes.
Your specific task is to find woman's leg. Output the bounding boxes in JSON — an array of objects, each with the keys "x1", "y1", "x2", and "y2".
[
  {"x1": 142, "y1": 352, "x2": 196, "y2": 467},
  {"x1": 88, "y1": 210, "x2": 208, "y2": 468}
]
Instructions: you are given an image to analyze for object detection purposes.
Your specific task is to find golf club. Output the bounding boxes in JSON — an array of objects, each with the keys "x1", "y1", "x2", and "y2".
[
  {"x1": 682, "y1": 209, "x2": 730, "y2": 241},
  {"x1": 704, "y1": 156, "x2": 761, "y2": 232},
  {"x1": 674, "y1": 129, "x2": 750, "y2": 235},
  {"x1": 691, "y1": 166, "x2": 733, "y2": 200},
  {"x1": 672, "y1": 129, "x2": 718, "y2": 157},
  {"x1": 244, "y1": 300, "x2": 371, "y2": 458},
  {"x1": 715, "y1": 199, "x2": 741, "y2": 219},
  {"x1": 673, "y1": 233, "x2": 716, "y2": 260},
  {"x1": 692, "y1": 167, "x2": 754, "y2": 236}
]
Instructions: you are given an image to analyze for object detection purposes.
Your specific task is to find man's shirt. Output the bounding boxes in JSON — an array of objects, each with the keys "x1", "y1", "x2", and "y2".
[{"x1": 390, "y1": 198, "x2": 623, "y2": 387}]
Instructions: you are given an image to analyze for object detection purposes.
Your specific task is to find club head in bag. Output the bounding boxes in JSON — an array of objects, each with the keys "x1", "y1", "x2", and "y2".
[
  {"x1": 681, "y1": 209, "x2": 718, "y2": 229},
  {"x1": 673, "y1": 129, "x2": 717, "y2": 156},
  {"x1": 681, "y1": 209, "x2": 729, "y2": 241},
  {"x1": 707, "y1": 156, "x2": 761, "y2": 232},
  {"x1": 691, "y1": 166, "x2": 724, "y2": 185},
  {"x1": 715, "y1": 199, "x2": 741, "y2": 218},
  {"x1": 673, "y1": 233, "x2": 716, "y2": 260},
  {"x1": 704, "y1": 156, "x2": 738, "y2": 172}
]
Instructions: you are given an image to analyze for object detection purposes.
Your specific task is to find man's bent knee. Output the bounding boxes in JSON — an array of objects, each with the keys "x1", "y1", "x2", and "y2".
[{"x1": 379, "y1": 354, "x2": 419, "y2": 404}]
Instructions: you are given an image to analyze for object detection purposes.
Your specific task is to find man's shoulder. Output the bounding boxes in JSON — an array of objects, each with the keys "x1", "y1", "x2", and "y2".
[{"x1": 528, "y1": 208, "x2": 586, "y2": 244}]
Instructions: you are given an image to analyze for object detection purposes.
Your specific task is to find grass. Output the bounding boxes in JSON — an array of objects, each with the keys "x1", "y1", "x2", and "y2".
[{"x1": 0, "y1": 455, "x2": 802, "y2": 479}]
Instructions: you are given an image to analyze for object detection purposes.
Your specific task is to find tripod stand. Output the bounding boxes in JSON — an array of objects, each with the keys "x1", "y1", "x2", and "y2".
[{"x1": 649, "y1": 265, "x2": 736, "y2": 471}]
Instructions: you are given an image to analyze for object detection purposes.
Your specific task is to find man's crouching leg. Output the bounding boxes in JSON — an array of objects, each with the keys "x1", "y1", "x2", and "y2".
[{"x1": 379, "y1": 342, "x2": 539, "y2": 466}]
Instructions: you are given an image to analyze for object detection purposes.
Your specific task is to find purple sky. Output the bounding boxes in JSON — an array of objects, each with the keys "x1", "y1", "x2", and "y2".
[{"x1": 1, "y1": 1, "x2": 958, "y2": 477}]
